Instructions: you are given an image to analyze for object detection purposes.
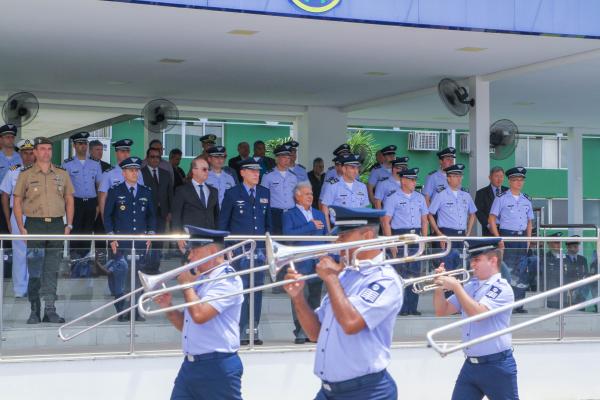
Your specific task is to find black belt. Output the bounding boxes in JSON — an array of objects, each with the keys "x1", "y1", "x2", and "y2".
[
  {"x1": 28, "y1": 217, "x2": 63, "y2": 223},
  {"x1": 499, "y1": 229, "x2": 524, "y2": 236},
  {"x1": 391, "y1": 228, "x2": 420, "y2": 235},
  {"x1": 185, "y1": 352, "x2": 236, "y2": 362},
  {"x1": 466, "y1": 349, "x2": 513, "y2": 365},
  {"x1": 322, "y1": 369, "x2": 386, "y2": 393},
  {"x1": 440, "y1": 228, "x2": 465, "y2": 236},
  {"x1": 75, "y1": 197, "x2": 97, "y2": 202}
]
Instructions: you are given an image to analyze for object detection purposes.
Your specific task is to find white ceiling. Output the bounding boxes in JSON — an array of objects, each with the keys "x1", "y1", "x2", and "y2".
[{"x1": 1, "y1": 0, "x2": 600, "y2": 136}]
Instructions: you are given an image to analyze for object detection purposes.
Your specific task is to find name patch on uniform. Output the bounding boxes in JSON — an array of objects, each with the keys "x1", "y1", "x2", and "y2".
[
  {"x1": 486, "y1": 286, "x2": 502, "y2": 299},
  {"x1": 359, "y1": 281, "x2": 386, "y2": 303}
]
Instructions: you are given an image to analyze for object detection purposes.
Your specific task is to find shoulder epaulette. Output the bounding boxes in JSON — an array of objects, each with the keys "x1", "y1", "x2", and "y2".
[
  {"x1": 63, "y1": 157, "x2": 74, "y2": 163},
  {"x1": 497, "y1": 191, "x2": 506, "y2": 197},
  {"x1": 288, "y1": 169, "x2": 297, "y2": 176},
  {"x1": 327, "y1": 177, "x2": 339, "y2": 184},
  {"x1": 327, "y1": 166, "x2": 334, "y2": 171},
  {"x1": 104, "y1": 167, "x2": 114, "y2": 173},
  {"x1": 461, "y1": 187, "x2": 469, "y2": 193},
  {"x1": 297, "y1": 164, "x2": 306, "y2": 169},
  {"x1": 20, "y1": 165, "x2": 32, "y2": 172},
  {"x1": 385, "y1": 189, "x2": 397, "y2": 198},
  {"x1": 372, "y1": 164, "x2": 381, "y2": 170},
  {"x1": 9, "y1": 164, "x2": 21, "y2": 171},
  {"x1": 436, "y1": 186, "x2": 445, "y2": 193},
  {"x1": 53, "y1": 164, "x2": 66, "y2": 171},
  {"x1": 377, "y1": 176, "x2": 389, "y2": 183},
  {"x1": 89, "y1": 156, "x2": 100, "y2": 162},
  {"x1": 523, "y1": 193, "x2": 531, "y2": 200},
  {"x1": 264, "y1": 168, "x2": 274, "y2": 175},
  {"x1": 428, "y1": 170, "x2": 436, "y2": 175}
]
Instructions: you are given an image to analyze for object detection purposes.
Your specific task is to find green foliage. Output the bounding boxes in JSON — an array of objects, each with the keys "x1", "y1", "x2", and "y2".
[
  {"x1": 265, "y1": 136, "x2": 293, "y2": 158},
  {"x1": 347, "y1": 130, "x2": 377, "y2": 183}
]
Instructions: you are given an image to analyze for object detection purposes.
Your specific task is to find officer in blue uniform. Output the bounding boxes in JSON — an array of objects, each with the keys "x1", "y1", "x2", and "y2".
[
  {"x1": 367, "y1": 145, "x2": 396, "y2": 205},
  {"x1": 260, "y1": 143, "x2": 298, "y2": 234},
  {"x1": 319, "y1": 154, "x2": 370, "y2": 231},
  {"x1": 219, "y1": 158, "x2": 271, "y2": 345},
  {"x1": 284, "y1": 206, "x2": 403, "y2": 400},
  {"x1": 489, "y1": 166, "x2": 533, "y2": 313},
  {"x1": 423, "y1": 147, "x2": 456, "y2": 205},
  {"x1": 154, "y1": 226, "x2": 244, "y2": 400},
  {"x1": 324, "y1": 143, "x2": 351, "y2": 182},
  {"x1": 103, "y1": 157, "x2": 156, "y2": 321},
  {"x1": 373, "y1": 156, "x2": 409, "y2": 209},
  {"x1": 381, "y1": 168, "x2": 428, "y2": 315},
  {"x1": 0, "y1": 124, "x2": 23, "y2": 234},
  {"x1": 98, "y1": 139, "x2": 143, "y2": 218},
  {"x1": 433, "y1": 238, "x2": 519, "y2": 400},
  {"x1": 286, "y1": 140, "x2": 309, "y2": 182},
  {"x1": 428, "y1": 164, "x2": 477, "y2": 270},
  {"x1": 206, "y1": 145, "x2": 237, "y2": 207},
  {"x1": 62, "y1": 131, "x2": 103, "y2": 259}
]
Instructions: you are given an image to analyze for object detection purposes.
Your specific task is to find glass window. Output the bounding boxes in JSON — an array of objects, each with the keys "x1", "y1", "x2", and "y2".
[
  {"x1": 515, "y1": 137, "x2": 527, "y2": 166},
  {"x1": 532, "y1": 199, "x2": 549, "y2": 225},
  {"x1": 584, "y1": 200, "x2": 600, "y2": 224},
  {"x1": 559, "y1": 138, "x2": 567, "y2": 168},
  {"x1": 542, "y1": 137, "x2": 558, "y2": 169},
  {"x1": 528, "y1": 137, "x2": 543, "y2": 168},
  {"x1": 551, "y1": 199, "x2": 568, "y2": 225},
  {"x1": 204, "y1": 124, "x2": 224, "y2": 145},
  {"x1": 184, "y1": 123, "x2": 204, "y2": 157},
  {"x1": 163, "y1": 122, "x2": 182, "y2": 156}
]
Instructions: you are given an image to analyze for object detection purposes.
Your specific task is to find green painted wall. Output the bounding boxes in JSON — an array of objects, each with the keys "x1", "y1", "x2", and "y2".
[
  {"x1": 224, "y1": 124, "x2": 291, "y2": 163},
  {"x1": 111, "y1": 119, "x2": 146, "y2": 165}
]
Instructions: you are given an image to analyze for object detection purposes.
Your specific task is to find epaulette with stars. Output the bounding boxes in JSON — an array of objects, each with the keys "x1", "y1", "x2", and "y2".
[
  {"x1": 9, "y1": 164, "x2": 21, "y2": 171},
  {"x1": 385, "y1": 189, "x2": 397, "y2": 198},
  {"x1": 327, "y1": 177, "x2": 339, "y2": 184},
  {"x1": 63, "y1": 157, "x2": 74, "y2": 163}
]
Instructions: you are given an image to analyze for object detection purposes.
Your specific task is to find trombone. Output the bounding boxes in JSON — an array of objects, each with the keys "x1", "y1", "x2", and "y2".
[
  {"x1": 58, "y1": 239, "x2": 256, "y2": 341},
  {"x1": 406, "y1": 269, "x2": 474, "y2": 294},
  {"x1": 137, "y1": 234, "x2": 453, "y2": 317}
]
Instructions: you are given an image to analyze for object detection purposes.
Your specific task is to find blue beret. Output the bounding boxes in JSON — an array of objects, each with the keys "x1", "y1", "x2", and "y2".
[
  {"x1": 273, "y1": 144, "x2": 292, "y2": 156},
  {"x1": 112, "y1": 139, "x2": 133, "y2": 150},
  {"x1": 339, "y1": 154, "x2": 361, "y2": 166},
  {"x1": 465, "y1": 238, "x2": 502, "y2": 257},
  {"x1": 0, "y1": 124, "x2": 18, "y2": 136},
  {"x1": 329, "y1": 206, "x2": 385, "y2": 233},
  {"x1": 444, "y1": 163, "x2": 465, "y2": 175},
  {"x1": 380, "y1": 145, "x2": 397, "y2": 155},
  {"x1": 391, "y1": 156, "x2": 409, "y2": 168},
  {"x1": 398, "y1": 167, "x2": 419, "y2": 179},
  {"x1": 506, "y1": 166, "x2": 527, "y2": 179},
  {"x1": 200, "y1": 134, "x2": 217, "y2": 143},
  {"x1": 207, "y1": 145, "x2": 226, "y2": 157},
  {"x1": 333, "y1": 143, "x2": 351, "y2": 157},
  {"x1": 70, "y1": 131, "x2": 90, "y2": 143},
  {"x1": 119, "y1": 156, "x2": 142, "y2": 169},
  {"x1": 436, "y1": 147, "x2": 456, "y2": 159},
  {"x1": 184, "y1": 225, "x2": 229, "y2": 248},
  {"x1": 238, "y1": 158, "x2": 261, "y2": 170}
]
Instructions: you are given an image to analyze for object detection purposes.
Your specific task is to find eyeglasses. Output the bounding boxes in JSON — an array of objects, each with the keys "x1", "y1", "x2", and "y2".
[{"x1": 148, "y1": 155, "x2": 161, "y2": 159}]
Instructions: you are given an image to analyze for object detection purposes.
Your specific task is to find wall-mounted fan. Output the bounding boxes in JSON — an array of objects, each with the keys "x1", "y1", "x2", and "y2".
[
  {"x1": 2, "y1": 92, "x2": 39, "y2": 127},
  {"x1": 489, "y1": 119, "x2": 519, "y2": 160},
  {"x1": 142, "y1": 98, "x2": 179, "y2": 133},
  {"x1": 437, "y1": 78, "x2": 475, "y2": 117}
]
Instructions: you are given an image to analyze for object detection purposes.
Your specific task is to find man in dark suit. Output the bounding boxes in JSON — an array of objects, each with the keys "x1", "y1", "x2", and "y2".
[
  {"x1": 475, "y1": 166, "x2": 508, "y2": 236},
  {"x1": 141, "y1": 148, "x2": 173, "y2": 234},
  {"x1": 228, "y1": 141, "x2": 250, "y2": 181},
  {"x1": 308, "y1": 157, "x2": 324, "y2": 208},
  {"x1": 282, "y1": 181, "x2": 327, "y2": 344},
  {"x1": 172, "y1": 156, "x2": 219, "y2": 253},
  {"x1": 252, "y1": 140, "x2": 275, "y2": 179},
  {"x1": 219, "y1": 158, "x2": 272, "y2": 345},
  {"x1": 565, "y1": 236, "x2": 590, "y2": 306},
  {"x1": 169, "y1": 148, "x2": 186, "y2": 191}
]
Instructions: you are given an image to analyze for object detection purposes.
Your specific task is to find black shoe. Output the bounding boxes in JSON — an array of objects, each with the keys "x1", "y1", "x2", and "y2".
[
  {"x1": 294, "y1": 338, "x2": 307, "y2": 344},
  {"x1": 410, "y1": 311, "x2": 422, "y2": 316},
  {"x1": 254, "y1": 339, "x2": 263, "y2": 345},
  {"x1": 512, "y1": 308, "x2": 528, "y2": 314},
  {"x1": 42, "y1": 310, "x2": 66, "y2": 324},
  {"x1": 118, "y1": 313, "x2": 130, "y2": 322},
  {"x1": 27, "y1": 300, "x2": 42, "y2": 324},
  {"x1": 399, "y1": 312, "x2": 409, "y2": 316},
  {"x1": 240, "y1": 339, "x2": 250, "y2": 346}
]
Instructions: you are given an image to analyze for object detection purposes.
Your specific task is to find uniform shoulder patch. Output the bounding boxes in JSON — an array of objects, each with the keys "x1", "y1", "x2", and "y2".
[
  {"x1": 359, "y1": 281, "x2": 386, "y2": 303},
  {"x1": 523, "y1": 193, "x2": 531, "y2": 200},
  {"x1": 288, "y1": 169, "x2": 297, "y2": 176},
  {"x1": 497, "y1": 190, "x2": 506, "y2": 197},
  {"x1": 461, "y1": 187, "x2": 469, "y2": 192},
  {"x1": 9, "y1": 164, "x2": 21, "y2": 171},
  {"x1": 104, "y1": 166, "x2": 114, "y2": 173},
  {"x1": 63, "y1": 157, "x2": 74, "y2": 163},
  {"x1": 428, "y1": 170, "x2": 436, "y2": 175},
  {"x1": 20, "y1": 165, "x2": 32, "y2": 172},
  {"x1": 485, "y1": 285, "x2": 502, "y2": 299},
  {"x1": 264, "y1": 168, "x2": 274, "y2": 175},
  {"x1": 377, "y1": 176, "x2": 389, "y2": 183},
  {"x1": 372, "y1": 164, "x2": 381, "y2": 170},
  {"x1": 436, "y1": 186, "x2": 445, "y2": 193},
  {"x1": 385, "y1": 189, "x2": 397, "y2": 198},
  {"x1": 327, "y1": 177, "x2": 339, "y2": 184},
  {"x1": 53, "y1": 164, "x2": 66, "y2": 171}
]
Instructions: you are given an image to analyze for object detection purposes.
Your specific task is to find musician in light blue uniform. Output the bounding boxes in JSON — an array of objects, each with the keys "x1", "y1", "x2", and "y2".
[
  {"x1": 373, "y1": 156, "x2": 409, "y2": 209},
  {"x1": 488, "y1": 166, "x2": 534, "y2": 313},
  {"x1": 206, "y1": 145, "x2": 237, "y2": 206},
  {"x1": 433, "y1": 238, "x2": 518, "y2": 400},
  {"x1": 324, "y1": 143, "x2": 351, "y2": 182},
  {"x1": 423, "y1": 146, "x2": 456, "y2": 205},
  {"x1": 286, "y1": 140, "x2": 310, "y2": 182},
  {"x1": 153, "y1": 226, "x2": 244, "y2": 400},
  {"x1": 428, "y1": 164, "x2": 477, "y2": 271},
  {"x1": 319, "y1": 154, "x2": 370, "y2": 231},
  {"x1": 367, "y1": 145, "x2": 396, "y2": 205},
  {"x1": 260, "y1": 143, "x2": 298, "y2": 234},
  {"x1": 284, "y1": 207, "x2": 403, "y2": 400},
  {"x1": 381, "y1": 168, "x2": 428, "y2": 315}
]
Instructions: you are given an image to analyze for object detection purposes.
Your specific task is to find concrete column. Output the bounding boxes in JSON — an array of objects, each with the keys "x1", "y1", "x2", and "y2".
[
  {"x1": 468, "y1": 76, "x2": 490, "y2": 196},
  {"x1": 567, "y1": 128, "x2": 584, "y2": 225},
  {"x1": 294, "y1": 106, "x2": 347, "y2": 167}
]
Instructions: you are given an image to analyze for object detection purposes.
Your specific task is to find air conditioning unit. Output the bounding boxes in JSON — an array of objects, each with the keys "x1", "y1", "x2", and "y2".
[
  {"x1": 459, "y1": 134, "x2": 470, "y2": 154},
  {"x1": 408, "y1": 131, "x2": 440, "y2": 151}
]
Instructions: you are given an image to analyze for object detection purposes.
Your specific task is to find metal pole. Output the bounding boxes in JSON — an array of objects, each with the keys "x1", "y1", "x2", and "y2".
[
  {"x1": 558, "y1": 245, "x2": 565, "y2": 340},
  {"x1": 248, "y1": 250, "x2": 255, "y2": 349},
  {"x1": 129, "y1": 242, "x2": 136, "y2": 354},
  {"x1": 536, "y1": 210, "x2": 541, "y2": 293},
  {"x1": 597, "y1": 233, "x2": 600, "y2": 314},
  {"x1": 0, "y1": 240, "x2": 4, "y2": 354}
]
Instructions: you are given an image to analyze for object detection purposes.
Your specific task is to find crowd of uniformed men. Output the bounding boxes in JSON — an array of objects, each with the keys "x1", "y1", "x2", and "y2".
[{"x1": 1, "y1": 121, "x2": 590, "y2": 399}]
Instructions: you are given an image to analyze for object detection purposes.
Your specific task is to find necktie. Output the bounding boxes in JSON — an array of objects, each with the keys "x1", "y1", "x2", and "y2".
[
  {"x1": 198, "y1": 184, "x2": 206, "y2": 207},
  {"x1": 152, "y1": 168, "x2": 159, "y2": 185},
  {"x1": 495, "y1": 187, "x2": 501, "y2": 196},
  {"x1": 129, "y1": 186, "x2": 135, "y2": 198},
  {"x1": 249, "y1": 188, "x2": 255, "y2": 205}
]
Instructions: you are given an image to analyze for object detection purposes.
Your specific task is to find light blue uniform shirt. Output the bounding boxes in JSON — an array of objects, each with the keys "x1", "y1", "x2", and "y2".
[
  {"x1": 206, "y1": 170, "x2": 236, "y2": 206},
  {"x1": 423, "y1": 169, "x2": 447, "y2": 199},
  {"x1": 324, "y1": 166, "x2": 339, "y2": 182},
  {"x1": 182, "y1": 264, "x2": 244, "y2": 356},
  {"x1": 291, "y1": 164, "x2": 309, "y2": 182},
  {"x1": 260, "y1": 168, "x2": 298, "y2": 209},
  {"x1": 62, "y1": 157, "x2": 102, "y2": 198},
  {"x1": 98, "y1": 165, "x2": 143, "y2": 193},
  {"x1": 448, "y1": 273, "x2": 514, "y2": 357},
  {"x1": 0, "y1": 152, "x2": 22, "y2": 187},
  {"x1": 383, "y1": 189, "x2": 428, "y2": 229},
  {"x1": 320, "y1": 177, "x2": 369, "y2": 208},
  {"x1": 368, "y1": 165, "x2": 392, "y2": 188},
  {"x1": 374, "y1": 178, "x2": 400, "y2": 201},
  {"x1": 314, "y1": 253, "x2": 403, "y2": 382},
  {"x1": 429, "y1": 187, "x2": 477, "y2": 230},
  {"x1": 489, "y1": 192, "x2": 534, "y2": 232},
  {"x1": 0, "y1": 165, "x2": 22, "y2": 207}
]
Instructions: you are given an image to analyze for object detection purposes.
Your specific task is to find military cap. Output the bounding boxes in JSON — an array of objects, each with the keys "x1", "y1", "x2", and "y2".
[
  {"x1": 506, "y1": 166, "x2": 527, "y2": 179},
  {"x1": 285, "y1": 140, "x2": 299, "y2": 149},
  {"x1": 329, "y1": 206, "x2": 385, "y2": 233},
  {"x1": 391, "y1": 156, "x2": 409, "y2": 168},
  {"x1": 339, "y1": 154, "x2": 361, "y2": 166},
  {"x1": 184, "y1": 225, "x2": 229, "y2": 249},
  {"x1": 70, "y1": 131, "x2": 90, "y2": 143},
  {"x1": 333, "y1": 144, "x2": 351, "y2": 157},
  {"x1": 444, "y1": 163, "x2": 465, "y2": 175},
  {"x1": 465, "y1": 238, "x2": 502, "y2": 257},
  {"x1": 548, "y1": 232, "x2": 563, "y2": 238},
  {"x1": 436, "y1": 147, "x2": 456, "y2": 159},
  {"x1": 199, "y1": 134, "x2": 217, "y2": 144},
  {"x1": 566, "y1": 235, "x2": 581, "y2": 246},
  {"x1": 119, "y1": 156, "x2": 142, "y2": 169},
  {"x1": 0, "y1": 124, "x2": 18, "y2": 136},
  {"x1": 380, "y1": 145, "x2": 397, "y2": 155},
  {"x1": 16, "y1": 138, "x2": 34, "y2": 150},
  {"x1": 112, "y1": 139, "x2": 133, "y2": 151},
  {"x1": 207, "y1": 145, "x2": 226, "y2": 157},
  {"x1": 238, "y1": 158, "x2": 261, "y2": 170},
  {"x1": 33, "y1": 137, "x2": 52, "y2": 147},
  {"x1": 398, "y1": 167, "x2": 419, "y2": 179},
  {"x1": 273, "y1": 144, "x2": 292, "y2": 156}
]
